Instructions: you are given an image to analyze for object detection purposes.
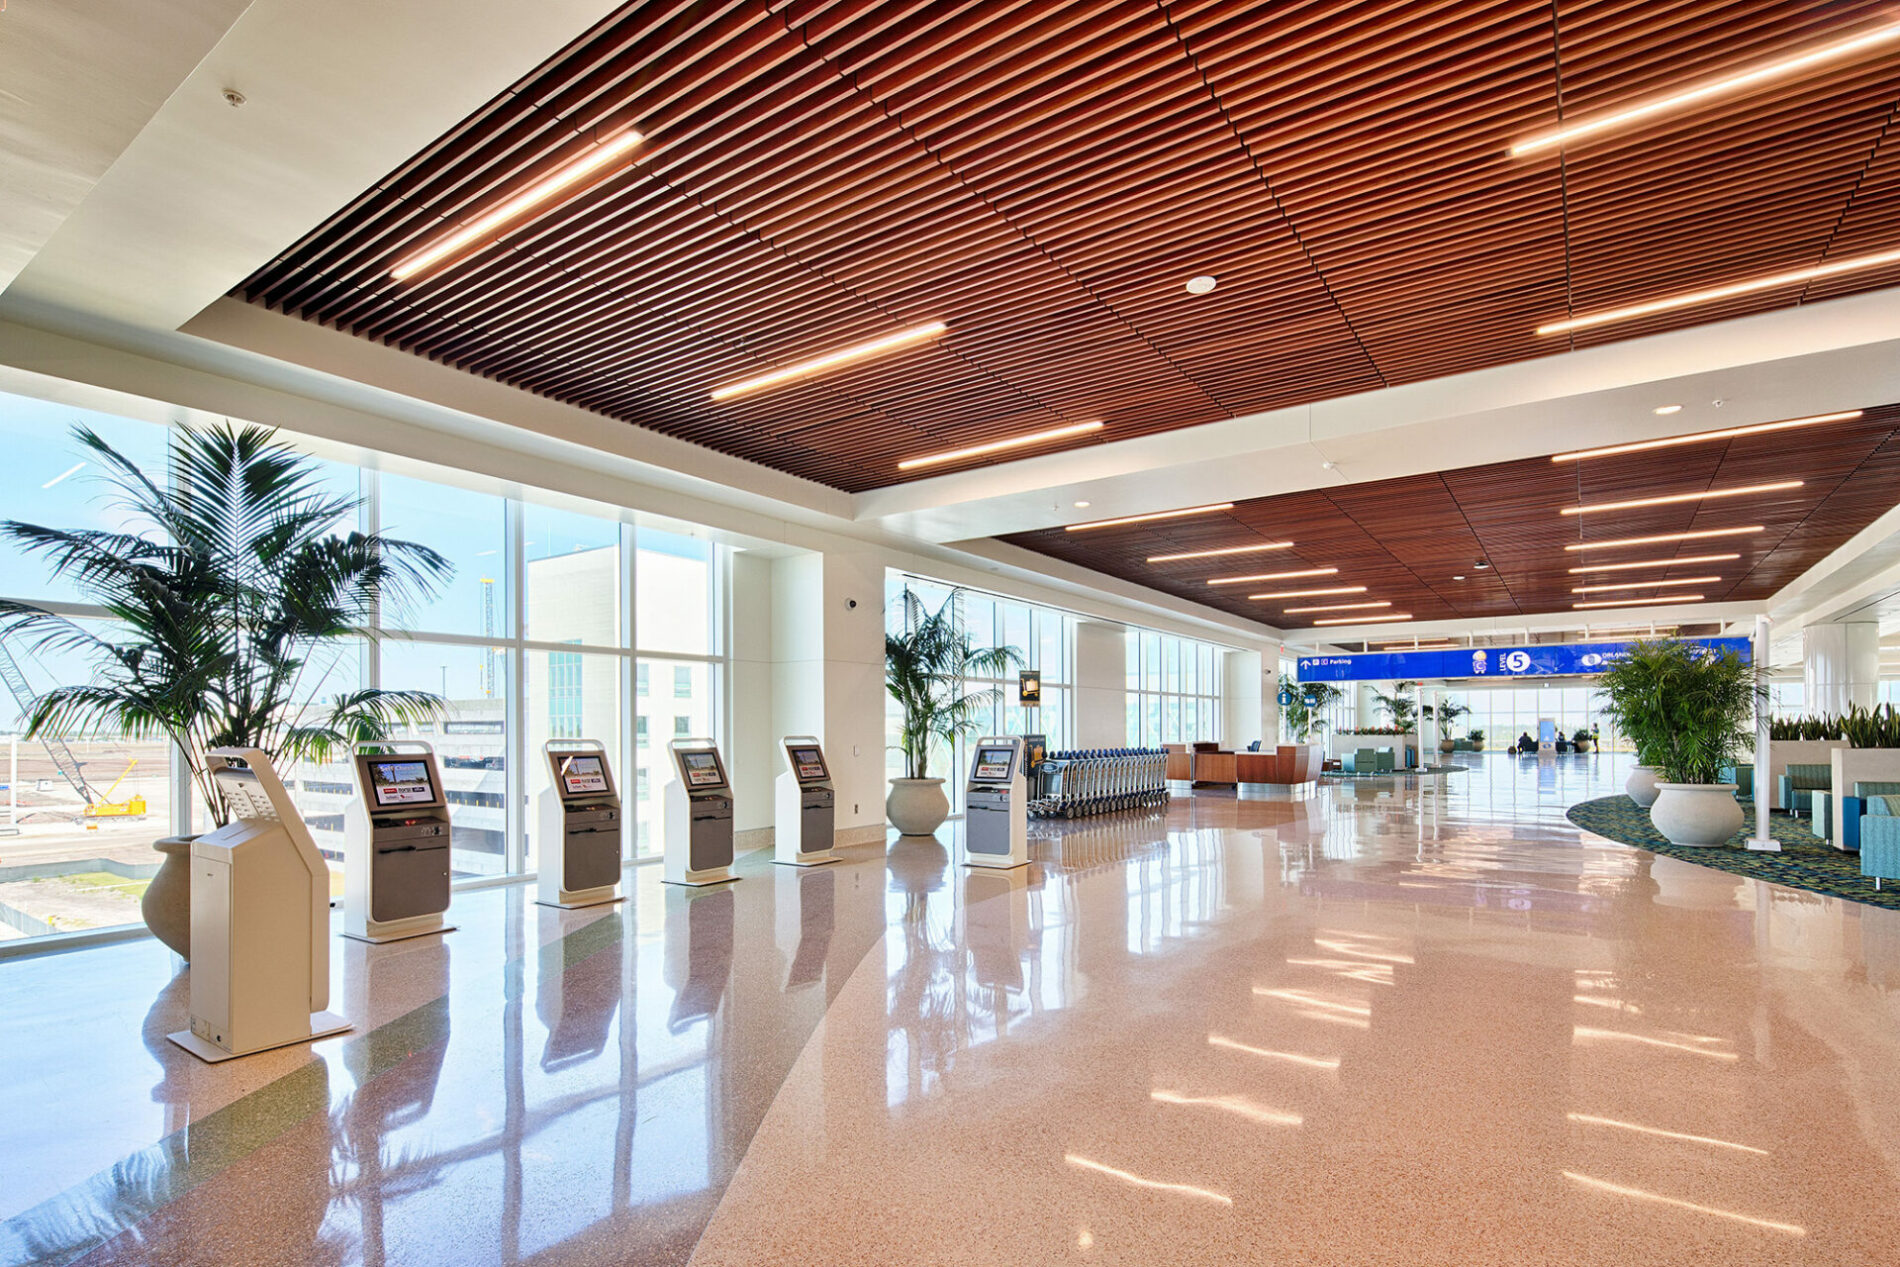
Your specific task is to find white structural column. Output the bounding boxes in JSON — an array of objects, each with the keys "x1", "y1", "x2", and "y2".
[
  {"x1": 1803, "y1": 621, "x2": 1880, "y2": 716},
  {"x1": 1074, "y1": 622, "x2": 1129, "y2": 748},
  {"x1": 1222, "y1": 650, "x2": 1265, "y2": 750},
  {"x1": 1750, "y1": 615, "x2": 1778, "y2": 851}
]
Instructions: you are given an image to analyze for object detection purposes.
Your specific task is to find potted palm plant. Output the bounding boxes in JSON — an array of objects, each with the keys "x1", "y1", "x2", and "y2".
[
  {"x1": 1281, "y1": 683, "x2": 1341, "y2": 743},
  {"x1": 1597, "y1": 640, "x2": 1763, "y2": 846},
  {"x1": 1424, "y1": 699, "x2": 1470, "y2": 753},
  {"x1": 885, "y1": 588, "x2": 1023, "y2": 836},
  {"x1": 0, "y1": 422, "x2": 452, "y2": 957},
  {"x1": 1596, "y1": 641, "x2": 1674, "y2": 809}
]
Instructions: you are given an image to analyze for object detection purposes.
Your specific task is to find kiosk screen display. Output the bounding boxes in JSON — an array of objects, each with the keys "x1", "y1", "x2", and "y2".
[
  {"x1": 681, "y1": 752, "x2": 724, "y2": 788},
  {"x1": 972, "y1": 747, "x2": 1014, "y2": 781},
  {"x1": 560, "y1": 755, "x2": 609, "y2": 796},
  {"x1": 368, "y1": 759, "x2": 437, "y2": 807},
  {"x1": 790, "y1": 746, "x2": 827, "y2": 782}
]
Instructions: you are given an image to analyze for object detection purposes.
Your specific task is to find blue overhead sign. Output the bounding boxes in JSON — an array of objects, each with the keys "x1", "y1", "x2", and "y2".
[{"x1": 1295, "y1": 637, "x2": 1751, "y2": 683}]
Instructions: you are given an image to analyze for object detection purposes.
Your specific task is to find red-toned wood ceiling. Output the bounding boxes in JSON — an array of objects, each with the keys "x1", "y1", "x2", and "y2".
[
  {"x1": 1001, "y1": 404, "x2": 1900, "y2": 623},
  {"x1": 239, "y1": 1, "x2": 1900, "y2": 492}
]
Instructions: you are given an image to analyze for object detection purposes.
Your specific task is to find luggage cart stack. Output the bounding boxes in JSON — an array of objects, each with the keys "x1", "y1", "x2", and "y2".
[{"x1": 1029, "y1": 748, "x2": 1170, "y2": 818}]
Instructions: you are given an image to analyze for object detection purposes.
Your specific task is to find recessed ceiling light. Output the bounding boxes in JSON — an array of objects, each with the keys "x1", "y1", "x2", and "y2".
[
  {"x1": 1569, "y1": 553, "x2": 1740, "y2": 574},
  {"x1": 1574, "y1": 595, "x2": 1705, "y2": 609},
  {"x1": 1282, "y1": 600, "x2": 1391, "y2": 613},
  {"x1": 1185, "y1": 275, "x2": 1218, "y2": 295},
  {"x1": 896, "y1": 420, "x2": 1103, "y2": 471},
  {"x1": 1247, "y1": 585, "x2": 1368, "y2": 600},
  {"x1": 1474, "y1": 559, "x2": 1491, "y2": 569},
  {"x1": 1509, "y1": 22, "x2": 1900, "y2": 157},
  {"x1": 1551, "y1": 411, "x2": 1860, "y2": 462},
  {"x1": 1146, "y1": 541, "x2": 1294, "y2": 563},
  {"x1": 1561, "y1": 480, "x2": 1801, "y2": 516},
  {"x1": 1572, "y1": 576, "x2": 1723, "y2": 594},
  {"x1": 1207, "y1": 567, "x2": 1338, "y2": 586},
  {"x1": 1566, "y1": 525, "x2": 1763, "y2": 552},
  {"x1": 1066, "y1": 503, "x2": 1235, "y2": 532},
  {"x1": 712, "y1": 321, "x2": 948, "y2": 401},
  {"x1": 1452, "y1": 574, "x2": 1466, "y2": 581},
  {"x1": 1074, "y1": 500, "x2": 1091, "y2": 508},
  {"x1": 1313, "y1": 613, "x2": 1413, "y2": 626},
  {"x1": 1652, "y1": 404, "x2": 1684, "y2": 416},
  {"x1": 391, "y1": 129, "x2": 643, "y2": 281},
  {"x1": 1537, "y1": 246, "x2": 1900, "y2": 335}
]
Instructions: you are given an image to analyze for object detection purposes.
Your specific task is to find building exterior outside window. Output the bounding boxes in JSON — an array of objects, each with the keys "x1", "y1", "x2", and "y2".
[{"x1": 1127, "y1": 631, "x2": 1224, "y2": 747}]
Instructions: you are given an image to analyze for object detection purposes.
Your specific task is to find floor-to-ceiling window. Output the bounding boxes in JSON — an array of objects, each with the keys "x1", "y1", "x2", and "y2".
[
  {"x1": 0, "y1": 388, "x2": 728, "y2": 945},
  {"x1": 1126, "y1": 631, "x2": 1224, "y2": 747}
]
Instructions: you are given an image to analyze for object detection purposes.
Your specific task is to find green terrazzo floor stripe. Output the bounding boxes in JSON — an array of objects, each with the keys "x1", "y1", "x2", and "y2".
[
  {"x1": 1566, "y1": 795, "x2": 1900, "y2": 912},
  {"x1": 0, "y1": 909, "x2": 627, "y2": 1267}
]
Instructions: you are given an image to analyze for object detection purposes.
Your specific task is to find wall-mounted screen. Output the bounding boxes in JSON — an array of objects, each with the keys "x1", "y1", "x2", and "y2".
[
  {"x1": 368, "y1": 759, "x2": 437, "y2": 807},
  {"x1": 972, "y1": 747, "x2": 1014, "y2": 782},
  {"x1": 560, "y1": 755, "x2": 609, "y2": 796},
  {"x1": 681, "y1": 751, "x2": 724, "y2": 788},
  {"x1": 789, "y1": 746, "x2": 828, "y2": 783}
]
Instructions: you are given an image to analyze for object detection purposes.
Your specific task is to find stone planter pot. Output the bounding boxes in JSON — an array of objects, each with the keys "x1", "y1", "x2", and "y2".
[
  {"x1": 1649, "y1": 783, "x2": 1745, "y2": 848},
  {"x1": 1439, "y1": 739, "x2": 1456, "y2": 754},
  {"x1": 142, "y1": 835, "x2": 198, "y2": 959},
  {"x1": 1626, "y1": 765, "x2": 1661, "y2": 808},
  {"x1": 886, "y1": 778, "x2": 950, "y2": 837}
]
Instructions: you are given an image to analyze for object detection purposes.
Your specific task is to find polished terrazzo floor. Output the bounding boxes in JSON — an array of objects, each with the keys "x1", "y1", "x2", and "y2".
[{"x1": 4, "y1": 753, "x2": 1899, "y2": 1265}]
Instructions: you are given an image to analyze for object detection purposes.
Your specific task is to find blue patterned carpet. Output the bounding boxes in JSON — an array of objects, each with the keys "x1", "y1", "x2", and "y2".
[{"x1": 1567, "y1": 795, "x2": 1900, "y2": 911}]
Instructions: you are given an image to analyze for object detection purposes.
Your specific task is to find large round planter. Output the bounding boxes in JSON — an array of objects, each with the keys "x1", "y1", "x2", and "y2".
[
  {"x1": 1439, "y1": 739, "x2": 1456, "y2": 754},
  {"x1": 1625, "y1": 765, "x2": 1661, "y2": 808},
  {"x1": 142, "y1": 835, "x2": 197, "y2": 959},
  {"x1": 886, "y1": 778, "x2": 950, "y2": 837},
  {"x1": 1649, "y1": 783, "x2": 1744, "y2": 848}
]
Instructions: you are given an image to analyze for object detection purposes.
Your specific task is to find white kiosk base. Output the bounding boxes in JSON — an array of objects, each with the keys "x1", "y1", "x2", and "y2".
[{"x1": 170, "y1": 1012, "x2": 350, "y2": 1064}]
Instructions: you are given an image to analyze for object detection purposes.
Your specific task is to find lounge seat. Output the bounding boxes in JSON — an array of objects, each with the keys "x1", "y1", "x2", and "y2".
[
  {"x1": 1837, "y1": 781, "x2": 1900, "y2": 853},
  {"x1": 1375, "y1": 748, "x2": 1396, "y2": 774},
  {"x1": 1343, "y1": 747, "x2": 1376, "y2": 774},
  {"x1": 1778, "y1": 764, "x2": 1831, "y2": 817},
  {"x1": 1861, "y1": 795, "x2": 1900, "y2": 889}
]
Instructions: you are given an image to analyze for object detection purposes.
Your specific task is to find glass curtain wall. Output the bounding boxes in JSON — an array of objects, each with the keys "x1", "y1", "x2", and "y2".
[
  {"x1": 1126, "y1": 632, "x2": 1224, "y2": 747},
  {"x1": 0, "y1": 390, "x2": 726, "y2": 944}
]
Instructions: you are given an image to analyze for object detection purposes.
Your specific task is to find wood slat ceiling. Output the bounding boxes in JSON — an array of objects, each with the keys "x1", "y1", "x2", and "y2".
[
  {"x1": 238, "y1": 0, "x2": 1900, "y2": 492},
  {"x1": 1000, "y1": 404, "x2": 1900, "y2": 624}
]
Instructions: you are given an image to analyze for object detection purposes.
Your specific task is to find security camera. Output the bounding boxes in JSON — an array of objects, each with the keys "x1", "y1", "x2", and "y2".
[{"x1": 847, "y1": 598, "x2": 858, "y2": 610}]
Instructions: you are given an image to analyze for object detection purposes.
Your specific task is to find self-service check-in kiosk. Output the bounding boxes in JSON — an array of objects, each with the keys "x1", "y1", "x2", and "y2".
[
  {"x1": 168, "y1": 748, "x2": 350, "y2": 1062},
  {"x1": 536, "y1": 741, "x2": 625, "y2": 909},
  {"x1": 774, "y1": 735, "x2": 839, "y2": 866},
  {"x1": 665, "y1": 738, "x2": 737, "y2": 886},
  {"x1": 343, "y1": 743, "x2": 455, "y2": 943},
  {"x1": 964, "y1": 735, "x2": 1029, "y2": 869}
]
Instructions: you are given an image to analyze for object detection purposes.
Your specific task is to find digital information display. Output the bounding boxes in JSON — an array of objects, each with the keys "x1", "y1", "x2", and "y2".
[
  {"x1": 682, "y1": 751, "x2": 724, "y2": 788},
  {"x1": 972, "y1": 747, "x2": 1014, "y2": 781},
  {"x1": 1295, "y1": 636, "x2": 1751, "y2": 684},
  {"x1": 560, "y1": 755, "x2": 609, "y2": 796},
  {"x1": 790, "y1": 746, "x2": 828, "y2": 782},
  {"x1": 369, "y1": 759, "x2": 437, "y2": 807}
]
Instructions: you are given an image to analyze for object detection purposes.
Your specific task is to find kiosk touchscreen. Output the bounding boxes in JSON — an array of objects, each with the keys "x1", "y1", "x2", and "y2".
[
  {"x1": 536, "y1": 741, "x2": 625, "y2": 909},
  {"x1": 169, "y1": 749, "x2": 351, "y2": 1062},
  {"x1": 343, "y1": 744, "x2": 455, "y2": 943},
  {"x1": 964, "y1": 735, "x2": 1029, "y2": 869},
  {"x1": 774, "y1": 735, "x2": 839, "y2": 866},
  {"x1": 664, "y1": 738, "x2": 737, "y2": 886}
]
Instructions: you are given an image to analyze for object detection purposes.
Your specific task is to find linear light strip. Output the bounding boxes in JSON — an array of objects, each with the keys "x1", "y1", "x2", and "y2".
[
  {"x1": 1565, "y1": 526, "x2": 1762, "y2": 552},
  {"x1": 1566, "y1": 1113, "x2": 1769, "y2": 1156},
  {"x1": 711, "y1": 321, "x2": 947, "y2": 401},
  {"x1": 1207, "y1": 567, "x2": 1337, "y2": 586},
  {"x1": 1538, "y1": 246, "x2": 1900, "y2": 335},
  {"x1": 1283, "y1": 601, "x2": 1390, "y2": 613},
  {"x1": 1147, "y1": 542, "x2": 1293, "y2": 563},
  {"x1": 1574, "y1": 595, "x2": 1705, "y2": 609},
  {"x1": 1313, "y1": 614, "x2": 1413, "y2": 626},
  {"x1": 1568, "y1": 553, "x2": 1739, "y2": 573},
  {"x1": 1573, "y1": 575, "x2": 1722, "y2": 594},
  {"x1": 1066, "y1": 503, "x2": 1235, "y2": 532},
  {"x1": 391, "y1": 130, "x2": 643, "y2": 281},
  {"x1": 1550, "y1": 411, "x2": 1861, "y2": 462},
  {"x1": 1512, "y1": 22, "x2": 1900, "y2": 157},
  {"x1": 1562, "y1": 1172, "x2": 1803, "y2": 1236},
  {"x1": 1561, "y1": 481, "x2": 1801, "y2": 516},
  {"x1": 896, "y1": 421, "x2": 1102, "y2": 470},
  {"x1": 1248, "y1": 585, "x2": 1368, "y2": 600}
]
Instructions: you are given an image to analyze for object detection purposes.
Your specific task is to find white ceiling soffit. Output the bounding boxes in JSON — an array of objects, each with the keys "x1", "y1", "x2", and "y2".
[
  {"x1": 858, "y1": 289, "x2": 1900, "y2": 542},
  {"x1": 4, "y1": 0, "x2": 626, "y2": 331},
  {"x1": 0, "y1": 0, "x2": 251, "y2": 294}
]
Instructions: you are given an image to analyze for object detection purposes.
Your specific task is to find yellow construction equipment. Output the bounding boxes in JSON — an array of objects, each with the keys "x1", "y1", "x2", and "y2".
[{"x1": 81, "y1": 759, "x2": 148, "y2": 825}]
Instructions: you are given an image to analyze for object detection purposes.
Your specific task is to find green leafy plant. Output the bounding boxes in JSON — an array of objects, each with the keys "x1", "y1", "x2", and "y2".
[
  {"x1": 1371, "y1": 681, "x2": 1418, "y2": 732},
  {"x1": 1467, "y1": 728, "x2": 1485, "y2": 747},
  {"x1": 1572, "y1": 727, "x2": 1593, "y2": 744},
  {"x1": 0, "y1": 422, "x2": 452, "y2": 826},
  {"x1": 885, "y1": 588, "x2": 1023, "y2": 780},
  {"x1": 1768, "y1": 714, "x2": 1842, "y2": 741},
  {"x1": 1422, "y1": 698, "x2": 1470, "y2": 744},
  {"x1": 1840, "y1": 702, "x2": 1900, "y2": 749},
  {"x1": 1281, "y1": 682, "x2": 1343, "y2": 742},
  {"x1": 1594, "y1": 639, "x2": 1764, "y2": 784}
]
